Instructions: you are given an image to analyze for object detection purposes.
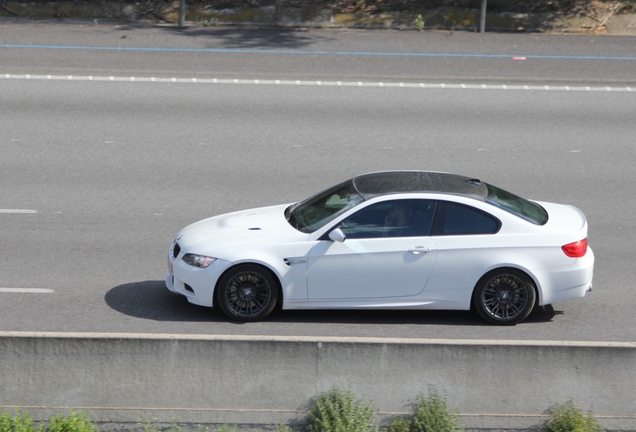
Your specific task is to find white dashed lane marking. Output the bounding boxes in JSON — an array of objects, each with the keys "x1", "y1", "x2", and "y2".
[
  {"x1": 0, "y1": 288, "x2": 55, "y2": 293},
  {"x1": 0, "y1": 209, "x2": 38, "y2": 214},
  {"x1": 1, "y1": 74, "x2": 634, "y2": 93}
]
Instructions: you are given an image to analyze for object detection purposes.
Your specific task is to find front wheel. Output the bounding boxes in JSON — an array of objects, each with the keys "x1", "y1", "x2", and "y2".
[
  {"x1": 216, "y1": 265, "x2": 278, "y2": 322},
  {"x1": 473, "y1": 269, "x2": 536, "y2": 325}
]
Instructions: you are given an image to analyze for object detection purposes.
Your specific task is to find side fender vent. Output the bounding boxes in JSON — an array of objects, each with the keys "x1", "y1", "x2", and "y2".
[{"x1": 172, "y1": 242, "x2": 181, "y2": 258}]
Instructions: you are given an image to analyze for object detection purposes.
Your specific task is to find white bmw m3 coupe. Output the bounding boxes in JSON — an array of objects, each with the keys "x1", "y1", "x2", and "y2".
[{"x1": 166, "y1": 171, "x2": 594, "y2": 325}]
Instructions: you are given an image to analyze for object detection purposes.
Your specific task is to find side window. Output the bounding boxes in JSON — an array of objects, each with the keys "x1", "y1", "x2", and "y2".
[
  {"x1": 340, "y1": 199, "x2": 437, "y2": 239},
  {"x1": 431, "y1": 201, "x2": 500, "y2": 236}
]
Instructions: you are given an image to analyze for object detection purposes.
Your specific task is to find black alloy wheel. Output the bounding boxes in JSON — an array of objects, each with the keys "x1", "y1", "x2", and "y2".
[
  {"x1": 474, "y1": 269, "x2": 536, "y2": 325},
  {"x1": 216, "y1": 264, "x2": 278, "y2": 322}
]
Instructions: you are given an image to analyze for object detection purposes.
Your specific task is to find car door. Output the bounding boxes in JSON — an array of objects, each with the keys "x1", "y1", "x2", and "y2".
[
  {"x1": 424, "y1": 200, "x2": 502, "y2": 297},
  {"x1": 307, "y1": 199, "x2": 438, "y2": 299}
]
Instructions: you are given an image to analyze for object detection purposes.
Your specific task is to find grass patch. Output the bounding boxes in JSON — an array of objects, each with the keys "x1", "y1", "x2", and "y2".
[
  {"x1": 0, "y1": 394, "x2": 609, "y2": 432},
  {"x1": 48, "y1": 410, "x2": 97, "y2": 432},
  {"x1": 387, "y1": 416, "x2": 411, "y2": 432}
]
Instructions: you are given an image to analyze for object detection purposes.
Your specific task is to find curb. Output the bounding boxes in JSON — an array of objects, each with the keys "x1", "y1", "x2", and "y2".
[{"x1": 3, "y1": 331, "x2": 636, "y2": 347}]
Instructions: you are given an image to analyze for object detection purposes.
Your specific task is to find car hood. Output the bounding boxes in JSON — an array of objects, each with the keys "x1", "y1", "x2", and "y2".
[{"x1": 174, "y1": 203, "x2": 308, "y2": 254}]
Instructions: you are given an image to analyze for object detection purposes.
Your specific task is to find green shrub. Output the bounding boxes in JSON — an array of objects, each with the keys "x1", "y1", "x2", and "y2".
[
  {"x1": 543, "y1": 400, "x2": 604, "y2": 432},
  {"x1": 47, "y1": 410, "x2": 97, "y2": 432},
  {"x1": 388, "y1": 416, "x2": 411, "y2": 432},
  {"x1": 307, "y1": 386, "x2": 376, "y2": 432},
  {"x1": 0, "y1": 410, "x2": 42, "y2": 432},
  {"x1": 411, "y1": 387, "x2": 463, "y2": 432},
  {"x1": 414, "y1": 14, "x2": 425, "y2": 31}
]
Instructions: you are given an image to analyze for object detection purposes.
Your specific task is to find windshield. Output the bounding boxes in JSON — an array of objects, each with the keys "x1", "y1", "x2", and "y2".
[
  {"x1": 486, "y1": 183, "x2": 548, "y2": 225},
  {"x1": 287, "y1": 180, "x2": 364, "y2": 233}
]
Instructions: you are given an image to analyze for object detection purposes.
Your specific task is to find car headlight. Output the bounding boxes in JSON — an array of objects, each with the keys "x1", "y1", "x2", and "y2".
[{"x1": 182, "y1": 254, "x2": 217, "y2": 268}]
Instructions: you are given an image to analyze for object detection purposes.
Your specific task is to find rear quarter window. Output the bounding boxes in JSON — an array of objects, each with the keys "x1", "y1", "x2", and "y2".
[
  {"x1": 431, "y1": 201, "x2": 500, "y2": 236},
  {"x1": 486, "y1": 183, "x2": 548, "y2": 225}
]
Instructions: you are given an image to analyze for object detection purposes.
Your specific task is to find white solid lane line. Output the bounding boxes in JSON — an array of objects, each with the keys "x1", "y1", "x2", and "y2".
[
  {"x1": 0, "y1": 288, "x2": 55, "y2": 293},
  {"x1": 0, "y1": 209, "x2": 38, "y2": 214}
]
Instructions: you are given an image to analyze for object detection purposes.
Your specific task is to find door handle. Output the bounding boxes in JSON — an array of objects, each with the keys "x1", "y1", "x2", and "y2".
[{"x1": 408, "y1": 247, "x2": 431, "y2": 254}]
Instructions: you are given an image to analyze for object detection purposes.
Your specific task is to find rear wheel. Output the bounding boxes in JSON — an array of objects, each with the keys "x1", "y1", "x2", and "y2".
[
  {"x1": 473, "y1": 269, "x2": 536, "y2": 325},
  {"x1": 216, "y1": 265, "x2": 278, "y2": 322}
]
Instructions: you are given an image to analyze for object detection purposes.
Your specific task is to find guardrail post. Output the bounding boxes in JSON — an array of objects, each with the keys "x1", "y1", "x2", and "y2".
[
  {"x1": 179, "y1": 0, "x2": 185, "y2": 28},
  {"x1": 479, "y1": 0, "x2": 487, "y2": 33}
]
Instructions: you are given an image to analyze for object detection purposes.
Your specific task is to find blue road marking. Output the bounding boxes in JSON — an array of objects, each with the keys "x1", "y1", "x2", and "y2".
[{"x1": 1, "y1": 44, "x2": 636, "y2": 60}]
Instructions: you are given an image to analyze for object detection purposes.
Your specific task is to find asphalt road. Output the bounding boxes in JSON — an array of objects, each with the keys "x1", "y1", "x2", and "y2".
[{"x1": 1, "y1": 22, "x2": 635, "y2": 341}]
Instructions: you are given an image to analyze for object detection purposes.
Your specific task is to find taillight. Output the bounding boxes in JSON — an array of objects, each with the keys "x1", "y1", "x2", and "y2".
[{"x1": 562, "y1": 238, "x2": 587, "y2": 258}]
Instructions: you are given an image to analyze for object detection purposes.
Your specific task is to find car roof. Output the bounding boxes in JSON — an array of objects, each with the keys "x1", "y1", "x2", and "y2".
[{"x1": 352, "y1": 171, "x2": 489, "y2": 201}]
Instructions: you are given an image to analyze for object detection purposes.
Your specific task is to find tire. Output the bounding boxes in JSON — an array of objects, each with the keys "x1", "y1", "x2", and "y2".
[
  {"x1": 473, "y1": 269, "x2": 536, "y2": 325},
  {"x1": 216, "y1": 264, "x2": 278, "y2": 322}
]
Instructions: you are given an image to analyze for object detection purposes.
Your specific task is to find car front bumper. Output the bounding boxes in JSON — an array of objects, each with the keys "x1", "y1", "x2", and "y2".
[{"x1": 166, "y1": 253, "x2": 233, "y2": 307}]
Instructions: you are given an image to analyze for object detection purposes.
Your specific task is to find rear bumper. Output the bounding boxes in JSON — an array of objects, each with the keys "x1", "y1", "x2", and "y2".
[{"x1": 535, "y1": 247, "x2": 595, "y2": 305}]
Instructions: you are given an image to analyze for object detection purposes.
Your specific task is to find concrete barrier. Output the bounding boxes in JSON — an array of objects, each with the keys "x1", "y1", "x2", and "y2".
[{"x1": 1, "y1": 332, "x2": 635, "y2": 430}]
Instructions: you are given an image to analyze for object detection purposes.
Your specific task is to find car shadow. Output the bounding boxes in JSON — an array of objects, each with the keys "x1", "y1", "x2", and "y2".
[
  {"x1": 105, "y1": 280, "x2": 222, "y2": 322},
  {"x1": 105, "y1": 281, "x2": 558, "y2": 326},
  {"x1": 110, "y1": 25, "x2": 330, "y2": 50}
]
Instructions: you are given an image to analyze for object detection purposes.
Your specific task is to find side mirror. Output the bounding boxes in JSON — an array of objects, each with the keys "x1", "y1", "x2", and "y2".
[{"x1": 328, "y1": 228, "x2": 346, "y2": 243}]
